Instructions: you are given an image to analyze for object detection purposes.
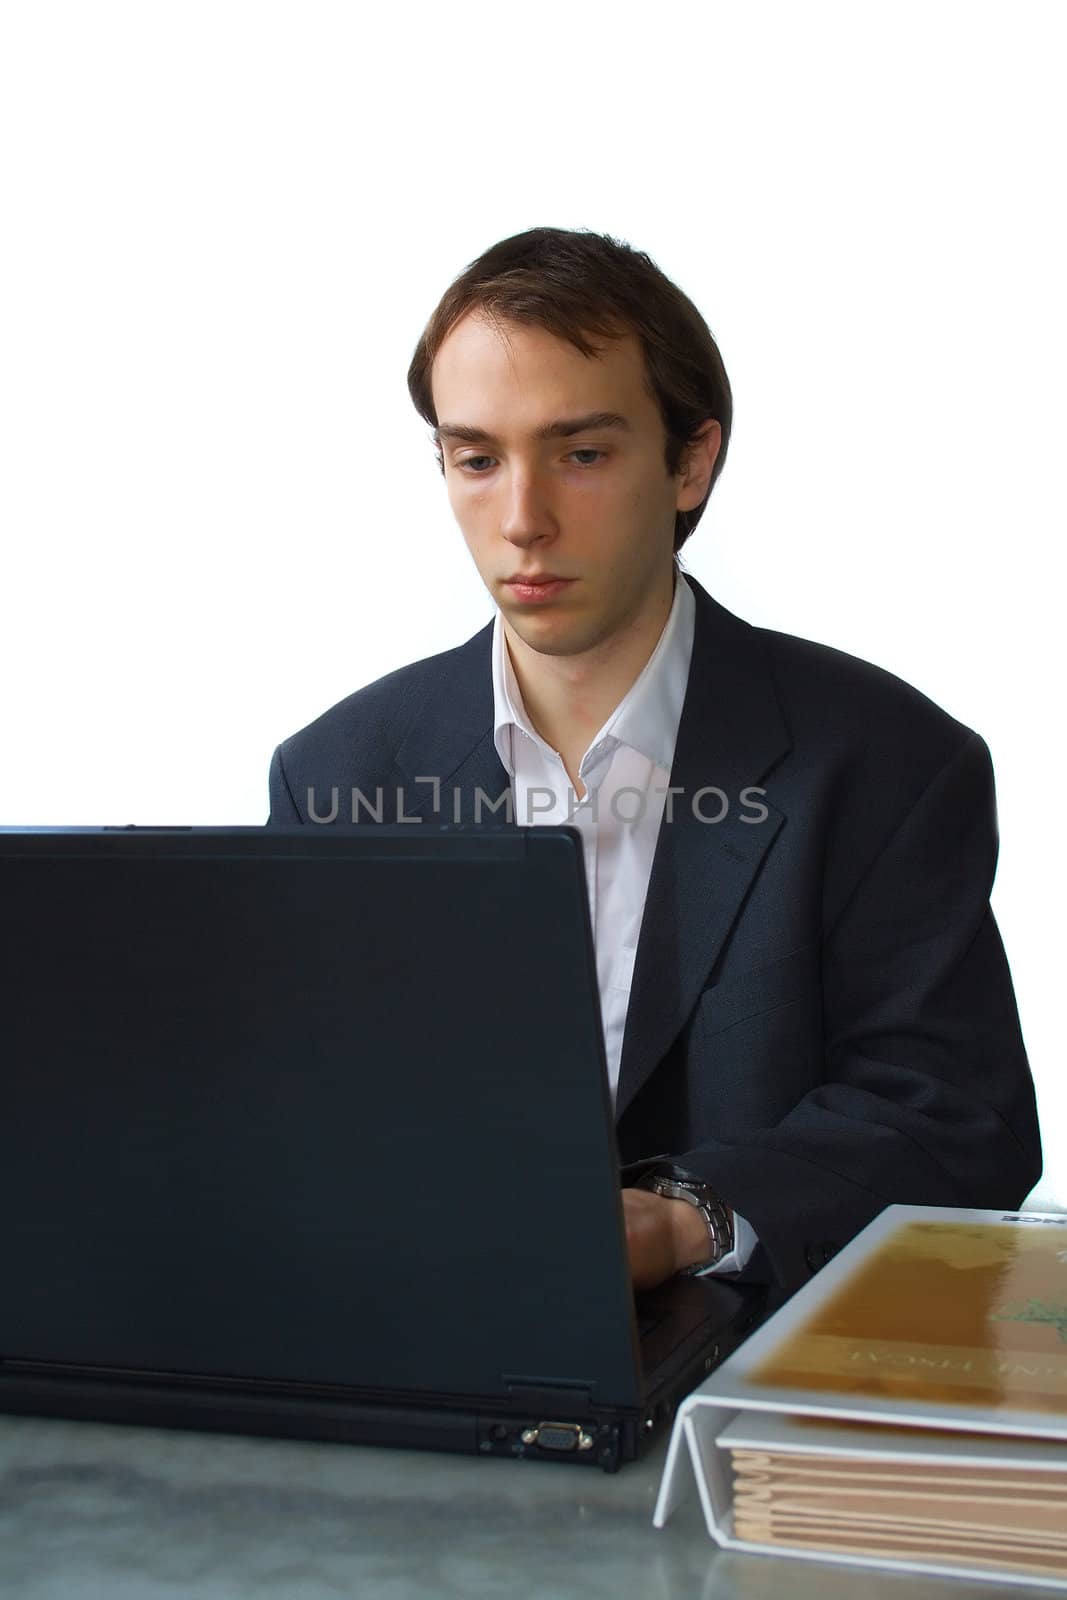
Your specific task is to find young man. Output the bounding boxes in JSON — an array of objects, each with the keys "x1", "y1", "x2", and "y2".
[{"x1": 268, "y1": 227, "x2": 1041, "y2": 1302}]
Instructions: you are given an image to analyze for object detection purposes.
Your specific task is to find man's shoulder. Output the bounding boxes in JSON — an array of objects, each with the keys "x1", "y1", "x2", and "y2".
[
  {"x1": 757, "y1": 618, "x2": 959, "y2": 709},
  {"x1": 690, "y1": 575, "x2": 976, "y2": 751},
  {"x1": 276, "y1": 632, "x2": 484, "y2": 768},
  {"x1": 749, "y1": 616, "x2": 982, "y2": 769}
]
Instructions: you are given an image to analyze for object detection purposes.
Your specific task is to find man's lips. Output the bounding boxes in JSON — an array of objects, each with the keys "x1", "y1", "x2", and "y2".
[{"x1": 503, "y1": 575, "x2": 575, "y2": 604}]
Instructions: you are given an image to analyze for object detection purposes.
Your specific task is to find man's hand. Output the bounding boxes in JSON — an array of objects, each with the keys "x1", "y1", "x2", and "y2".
[{"x1": 621, "y1": 1186, "x2": 717, "y2": 1291}]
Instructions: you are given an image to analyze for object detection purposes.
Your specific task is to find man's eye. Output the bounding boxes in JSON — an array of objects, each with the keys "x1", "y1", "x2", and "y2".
[{"x1": 456, "y1": 449, "x2": 605, "y2": 473}]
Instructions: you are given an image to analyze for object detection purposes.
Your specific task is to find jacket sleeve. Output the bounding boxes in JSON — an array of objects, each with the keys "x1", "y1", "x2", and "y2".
[{"x1": 673, "y1": 731, "x2": 1042, "y2": 1299}]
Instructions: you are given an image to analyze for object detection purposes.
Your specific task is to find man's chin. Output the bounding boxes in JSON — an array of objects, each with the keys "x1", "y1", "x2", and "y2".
[{"x1": 503, "y1": 611, "x2": 608, "y2": 661}]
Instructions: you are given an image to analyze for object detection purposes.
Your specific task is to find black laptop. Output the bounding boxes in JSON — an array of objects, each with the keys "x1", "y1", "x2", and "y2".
[{"x1": 0, "y1": 825, "x2": 765, "y2": 1471}]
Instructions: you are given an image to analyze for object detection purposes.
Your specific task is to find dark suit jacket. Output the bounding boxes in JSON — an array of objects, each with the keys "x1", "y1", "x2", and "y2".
[{"x1": 268, "y1": 573, "x2": 1042, "y2": 1298}]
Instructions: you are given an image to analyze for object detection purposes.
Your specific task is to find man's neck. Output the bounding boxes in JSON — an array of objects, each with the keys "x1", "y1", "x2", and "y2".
[{"x1": 503, "y1": 566, "x2": 678, "y2": 771}]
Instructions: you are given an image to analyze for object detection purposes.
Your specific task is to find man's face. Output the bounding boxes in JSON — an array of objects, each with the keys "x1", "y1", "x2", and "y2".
[{"x1": 430, "y1": 310, "x2": 715, "y2": 661}]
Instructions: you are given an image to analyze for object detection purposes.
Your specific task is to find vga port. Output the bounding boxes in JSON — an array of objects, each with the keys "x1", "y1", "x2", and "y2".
[{"x1": 520, "y1": 1421, "x2": 594, "y2": 1452}]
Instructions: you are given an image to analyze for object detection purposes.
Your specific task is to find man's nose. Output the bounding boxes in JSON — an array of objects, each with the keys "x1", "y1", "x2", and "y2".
[{"x1": 499, "y1": 467, "x2": 556, "y2": 547}]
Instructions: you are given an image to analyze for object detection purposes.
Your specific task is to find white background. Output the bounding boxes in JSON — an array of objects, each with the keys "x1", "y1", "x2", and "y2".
[{"x1": 1, "y1": 2, "x2": 1063, "y2": 1205}]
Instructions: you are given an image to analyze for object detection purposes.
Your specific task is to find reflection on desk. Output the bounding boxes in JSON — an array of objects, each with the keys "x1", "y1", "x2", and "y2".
[{"x1": 0, "y1": 1413, "x2": 1044, "y2": 1600}]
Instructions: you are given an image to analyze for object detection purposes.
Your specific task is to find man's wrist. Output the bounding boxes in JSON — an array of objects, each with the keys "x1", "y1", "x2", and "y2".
[{"x1": 635, "y1": 1167, "x2": 734, "y2": 1272}]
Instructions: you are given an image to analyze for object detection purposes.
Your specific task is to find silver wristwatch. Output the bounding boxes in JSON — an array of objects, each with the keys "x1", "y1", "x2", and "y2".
[{"x1": 636, "y1": 1168, "x2": 734, "y2": 1274}]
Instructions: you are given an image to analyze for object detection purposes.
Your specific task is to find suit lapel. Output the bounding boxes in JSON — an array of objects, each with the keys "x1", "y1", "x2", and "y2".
[{"x1": 613, "y1": 577, "x2": 791, "y2": 1118}]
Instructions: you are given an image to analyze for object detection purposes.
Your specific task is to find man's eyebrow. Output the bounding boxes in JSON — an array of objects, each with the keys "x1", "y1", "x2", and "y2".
[{"x1": 432, "y1": 411, "x2": 632, "y2": 446}]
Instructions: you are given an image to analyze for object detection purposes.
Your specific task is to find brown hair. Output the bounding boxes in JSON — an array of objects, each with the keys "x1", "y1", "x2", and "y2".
[{"x1": 406, "y1": 226, "x2": 732, "y2": 556}]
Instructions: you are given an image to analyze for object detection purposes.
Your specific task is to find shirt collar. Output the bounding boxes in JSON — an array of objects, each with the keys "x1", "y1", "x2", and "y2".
[{"x1": 492, "y1": 568, "x2": 696, "y2": 777}]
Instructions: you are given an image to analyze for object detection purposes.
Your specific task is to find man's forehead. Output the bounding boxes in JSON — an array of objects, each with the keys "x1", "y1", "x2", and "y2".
[{"x1": 430, "y1": 310, "x2": 649, "y2": 434}]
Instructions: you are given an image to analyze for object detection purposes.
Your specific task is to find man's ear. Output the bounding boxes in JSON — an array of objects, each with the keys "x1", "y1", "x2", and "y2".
[{"x1": 677, "y1": 418, "x2": 722, "y2": 510}]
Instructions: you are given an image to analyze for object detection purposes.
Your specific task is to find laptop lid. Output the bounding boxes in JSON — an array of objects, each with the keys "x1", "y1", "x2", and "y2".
[{"x1": 0, "y1": 825, "x2": 655, "y2": 1413}]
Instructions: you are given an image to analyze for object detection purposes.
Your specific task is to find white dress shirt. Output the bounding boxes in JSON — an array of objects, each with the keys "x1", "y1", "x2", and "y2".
[{"x1": 491, "y1": 572, "x2": 756, "y2": 1277}]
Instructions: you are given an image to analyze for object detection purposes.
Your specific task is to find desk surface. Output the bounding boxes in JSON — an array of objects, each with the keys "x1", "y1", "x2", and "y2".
[{"x1": 0, "y1": 1412, "x2": 1048, "y2": 1599}]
